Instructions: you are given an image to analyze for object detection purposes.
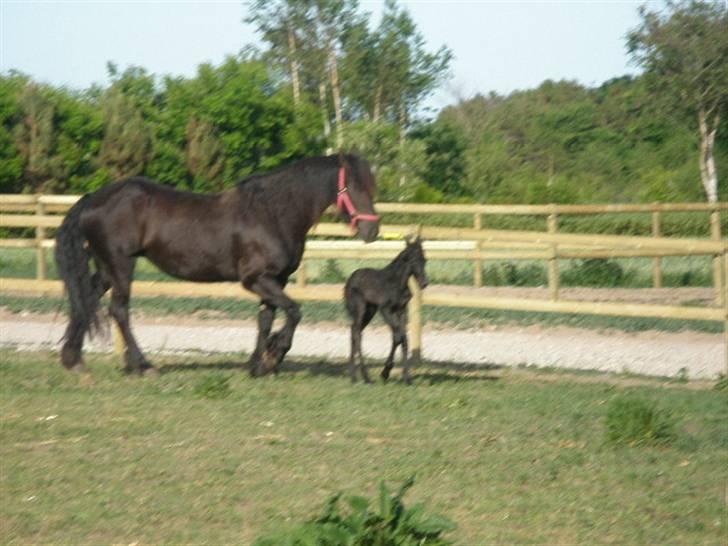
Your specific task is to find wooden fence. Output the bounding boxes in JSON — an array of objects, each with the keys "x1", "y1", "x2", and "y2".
[{"x1": 1, "y1": 194, "x2": 727, "y2": 373}]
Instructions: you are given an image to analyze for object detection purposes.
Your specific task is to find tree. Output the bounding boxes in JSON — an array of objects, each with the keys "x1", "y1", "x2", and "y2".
[
  {"x1": 0, "y1": 73, "x2": 26, "y2": 193},
  {"x1": 245, "y1": 0, "x2": 311, "y2": 108},
  {"x1": 13, "y1": 83, "x2": 62, "y2": 192},
  {"x1": 627, "y1": 0, "x2": 728, "y2": 202},
  {"x1": 185, "y1": 118, "x2": 226, "y2": 191},
  {"x1": 97, "y1": 65, "x2": 156, "y2": 180}
]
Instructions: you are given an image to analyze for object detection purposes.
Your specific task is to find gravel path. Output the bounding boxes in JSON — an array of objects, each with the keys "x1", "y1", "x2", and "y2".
[{"x1": 0, "y1": 314, "x2": 723, "y2": 379}]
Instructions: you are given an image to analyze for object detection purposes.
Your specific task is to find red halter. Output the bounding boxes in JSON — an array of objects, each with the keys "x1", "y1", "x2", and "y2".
[{"x1": 336, "y1": 167, "x2": 379, "y2": 230}]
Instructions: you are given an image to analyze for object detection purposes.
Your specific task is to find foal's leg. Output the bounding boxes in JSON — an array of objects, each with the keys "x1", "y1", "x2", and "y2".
[
  {"x1": 396, "y1": 311, "x2": 411, "y2": 385},
  {"x1": 245, "y1": 275, "x2": 301, "y2": 376},
  {"x1": 380, "y1": 307, "x2": 408, "y2": 383},
  {"x1": 348, "y1": 299, "x2": 376, "y2": 383},
  {"x1": 248, "y1": 304, "x2": 276, "y2": 376},
  {"x1": 105, "y1": 257, "x2": 153, "y2": 375}
]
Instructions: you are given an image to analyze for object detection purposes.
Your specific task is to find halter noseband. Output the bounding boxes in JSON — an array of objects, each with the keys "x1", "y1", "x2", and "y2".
[{"x1": 337, "y1": 167, "x2": 379, "y2": 230}]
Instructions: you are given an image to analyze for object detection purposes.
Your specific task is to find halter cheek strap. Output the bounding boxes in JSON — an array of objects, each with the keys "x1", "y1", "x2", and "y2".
[{"x1": 336, "y1": 167, "x2": 379, "y2": 230}]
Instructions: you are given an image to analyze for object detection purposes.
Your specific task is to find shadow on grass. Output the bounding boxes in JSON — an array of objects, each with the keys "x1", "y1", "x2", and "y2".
[{"x1": 157, "y1": 356, "x2": 503, "y2": 384}]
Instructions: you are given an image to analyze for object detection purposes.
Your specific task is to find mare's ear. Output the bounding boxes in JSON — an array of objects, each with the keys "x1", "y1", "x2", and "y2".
[{"x1": 337, "y1": 149, "x2": 349, "y2": 167}]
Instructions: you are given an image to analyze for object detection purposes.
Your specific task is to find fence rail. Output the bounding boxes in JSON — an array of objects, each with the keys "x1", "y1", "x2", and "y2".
[{"x1": 1, "y1": 194, "x2": 726, "y2": 374}]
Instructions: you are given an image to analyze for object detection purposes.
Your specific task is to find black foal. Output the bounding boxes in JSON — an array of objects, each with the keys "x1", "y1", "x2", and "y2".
[{"x1": 344, "y1": 238, "x2": 428, "y2": 384}]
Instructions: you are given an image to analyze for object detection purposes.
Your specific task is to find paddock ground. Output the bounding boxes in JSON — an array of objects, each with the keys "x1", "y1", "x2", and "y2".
[
  {"x1": 1, "y1": 349, "x2": 726, "y2": 545},
  {"x1": 0, "y1": 296, "x2": 723, "y2": 379}
]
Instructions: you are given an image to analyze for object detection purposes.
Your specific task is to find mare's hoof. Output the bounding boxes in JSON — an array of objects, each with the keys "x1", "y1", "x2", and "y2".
[
  {"x1": 257, "y1": 350, "x2": 277, "y2": 376},
  {"x1": 380, "y1": 369, "x2": 391, "y2": 381}
]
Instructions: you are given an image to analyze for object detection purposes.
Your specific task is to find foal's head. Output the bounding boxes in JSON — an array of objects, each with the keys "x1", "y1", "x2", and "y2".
[
  {"x1": 337, "y1": 153, "x2": 379, "y2": 243},
  {"x1": 404, "y1": 237, "x2": 428, "y2": 289}
]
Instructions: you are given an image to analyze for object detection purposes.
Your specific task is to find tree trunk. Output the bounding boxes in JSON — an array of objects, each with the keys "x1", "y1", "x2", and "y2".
[
  {"x1": 287, "y1": 24, "x2": 301, "y2": 108},
  {"x1": 399, "y1": 99, "x2": 407, "y2": 187},
  {"x1": 319, "y1": 81, "x2": 332, "y2": 154},
  {"x1": 327, "y1": 44, "x2": 344, "y2": 150},
  {"x1": 373, "y1": 84, "x2": 383, "y2": 122},
  {"x1": 698, "y1": 108, "x2": 719, "y2": 203}
]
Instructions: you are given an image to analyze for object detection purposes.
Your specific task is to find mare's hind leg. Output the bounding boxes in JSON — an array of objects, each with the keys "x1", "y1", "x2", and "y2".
[
  {"x1": 61, "y1": 271, "x2": 110, "y2": 372},
  {"x1": 248, "y1": 304, "x2": 276, "y2": 377},
  {"x1": 104, "y1": 257, "x2": 153, "y2": 375}
]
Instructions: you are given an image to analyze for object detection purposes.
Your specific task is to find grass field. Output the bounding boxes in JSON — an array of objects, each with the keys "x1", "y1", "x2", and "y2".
[
  {"x1": 0, "y1": 247, "x2": 715, "y2": 288},
  {"x1": 1, "y1": 350, "x2": 726, "y2": 544}
]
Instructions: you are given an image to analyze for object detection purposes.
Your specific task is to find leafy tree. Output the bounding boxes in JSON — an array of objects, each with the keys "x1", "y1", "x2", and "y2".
[
  {"x1": 185, "y1": 117, "x2": 226, "y2": 191},
  {"x1": 245, "y1": 0, "x2": 311, "y2": 107},
  {"x1": 410, "y1": 120, "x2": 467, "y2": 198},
  {"x1": 627, "y1": 0, "x2": 728, "y2": 202},
  {"x1": 97, "y1": 65, "x2": 156, "y2": 180},
  {"x1": 97, "y1": 85, "x2": 153, "y2": 180},
  {"x1": 0, "y1": 73, "x2": 26, "y2": 193}
]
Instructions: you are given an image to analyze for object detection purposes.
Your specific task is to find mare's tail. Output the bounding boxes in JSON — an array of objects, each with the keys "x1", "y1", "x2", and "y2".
[{"x1": 54, "y1": 195, "x2": 101, "y2": 342}]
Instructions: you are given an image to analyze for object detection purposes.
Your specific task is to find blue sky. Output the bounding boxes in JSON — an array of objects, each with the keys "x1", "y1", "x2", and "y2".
[{"x1": 1, "y1": 0, "x2": 646, "y2": 110}]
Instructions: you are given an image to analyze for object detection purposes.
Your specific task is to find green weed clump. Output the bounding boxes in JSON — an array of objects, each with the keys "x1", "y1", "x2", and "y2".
[
  {"x1": 318, "y1": 259, "x2": 347, "y2": 283},
  {"x1": 605, "y1": 395, "x2": 678, "y2": 447},
  {"x1": 253, "y1": 477, "x2": 456, "y2": 546},
  {"x1": 193, "y1": 373, "x2": 232, "y2": 399},
  {"x1": 714, "y1": 375, "x2": 728, "y2": 392},
  {"x1": 562, "y1": 258, "x2": 625, "y2": 287}
]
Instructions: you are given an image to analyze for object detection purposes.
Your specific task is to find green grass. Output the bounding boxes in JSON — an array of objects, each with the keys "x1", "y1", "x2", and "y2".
[
  {"x1": 0, "y1": 247, "x2": 715, "y2": 288},
  {"x1": 1, "y1": 350, "x2": 726, "y2": 545}
]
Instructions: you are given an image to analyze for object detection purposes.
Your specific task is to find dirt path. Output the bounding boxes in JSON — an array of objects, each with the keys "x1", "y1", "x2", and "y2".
[{"x1": 0, "y1": 311, "x2": 723, "y2": 379}]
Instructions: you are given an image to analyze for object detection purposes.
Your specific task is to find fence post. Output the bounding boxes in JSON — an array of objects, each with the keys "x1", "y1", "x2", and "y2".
[
  {"x1": 408, "y1": 225, "x2": 423, "y2": 367},
  {"x1": 35, "y1": 198, "x2": 47, "y2": 280},
  {"x1": 113, "y1": 324, "x2": 125, "y2": 356},
  {"x1": 547, "y1": 211, "x2": 559, "y2": 301},
  {"x1": 473, "y1": 213, "x2": 482, "y2": 288},
  {"x1": 724, "y1": 251, "x2": 727, "y2": 376},
  {"x1": 711, "y1": 209, "x2": 724, "y2": 307},
  {"x1": 408, "y1": 275, "x2": 422, "y2": 368},
  {"x1": 652, "y1": 209, "x2": 662, "y2": 289}
]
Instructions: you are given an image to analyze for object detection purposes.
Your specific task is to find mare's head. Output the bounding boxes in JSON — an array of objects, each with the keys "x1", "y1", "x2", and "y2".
[
  {"x1": 404, "y1": 237, "x2": 428, "y2": 289},
  {"x1": 337, "y1": 153, "x2": 379, "y2": 242}
]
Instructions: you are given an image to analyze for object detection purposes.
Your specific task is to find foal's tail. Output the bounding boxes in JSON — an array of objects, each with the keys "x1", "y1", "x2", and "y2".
[{"x1": 55, "y1": 195, "x2": 100, "y2": 338}]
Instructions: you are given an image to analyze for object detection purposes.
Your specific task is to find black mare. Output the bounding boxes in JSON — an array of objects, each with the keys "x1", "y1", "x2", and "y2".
[
  {"x1": 344, "y1": 238, "x2": 428, "y2": 384},
  {"x1": 54, "y1": 154, "x2": 379, "y2": 376}
]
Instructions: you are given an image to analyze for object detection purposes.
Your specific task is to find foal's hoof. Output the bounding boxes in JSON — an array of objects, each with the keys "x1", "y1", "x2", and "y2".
[
  {"x1": 142, "y1": 366, "x2": 160, "y2": 378},
  {"x1": 70, "y1": 362, "x2": 88, "y2": 374},
  {"x1": 380, "y1": 368, "x2": 391, "y2": 381}
]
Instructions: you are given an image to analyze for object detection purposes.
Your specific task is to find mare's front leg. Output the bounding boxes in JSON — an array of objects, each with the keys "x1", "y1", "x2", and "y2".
[
  {"x1": 248, "y1": 304, "x2": 276, "y2": 377},
  {"x1": 245, "y1": 275, "x2": 300, "y2": 376}
]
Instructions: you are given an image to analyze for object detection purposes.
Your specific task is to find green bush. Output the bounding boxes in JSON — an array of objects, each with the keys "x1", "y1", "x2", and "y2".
[
  {"x1": 253, "y1": 477, "x2": 456, "y2": 546},
  {"x1": 605, "y1": 395, "x2": 677, "y2": 447},
  {"x1": 318, "y1": 259, "x2": 347, "y2": 284},
  {"x1": 562, "y1": 258, "x2": 625, "y2": 287}
]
